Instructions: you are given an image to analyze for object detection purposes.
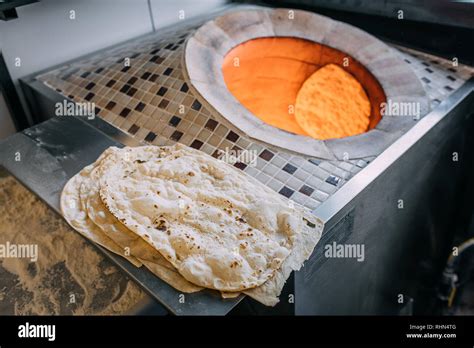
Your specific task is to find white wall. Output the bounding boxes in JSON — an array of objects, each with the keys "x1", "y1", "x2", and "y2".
[
  {"x1": 0, "y1": 0, "x2": 153, "y2": 83},
  {"x1": 0, "y1": 0, "x2": 226, "y2": 139},
  {"x1": 150, "y1": 0, "x2": 226, "y2": 29}
]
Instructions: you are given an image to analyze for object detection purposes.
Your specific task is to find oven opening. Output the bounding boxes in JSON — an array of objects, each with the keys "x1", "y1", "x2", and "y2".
[{"x1": 222, "y1": 37, "x2": 386, "y2": 140}]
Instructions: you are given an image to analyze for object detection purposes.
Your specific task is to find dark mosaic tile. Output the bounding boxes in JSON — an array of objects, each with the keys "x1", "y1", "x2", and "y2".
[
  {"x1": 126, "y1": 87, "x2": 137, "y2": 97},
  {"x1": 234, "y1": 162, "x2": 247, "y2": 170},
  {"x1": 120, "y1": 84, "x2": 131, "y2": 93},
  {"x1": 141, "y1": 72, "x2": 151, "y2": 80},
  {"x1": 226, "y1": 130, "x2": 239, "y2": 142},
  {"x1": 157, "y1": 87, "x2": 168, "y2": 96},
  {"x1": 150, "y1": 55, "x2": 165, "y2": 64},
  {"x1": 283, "y1": 163, "x2": 297, "y2": 174},
  {"x1": 279, "y1": 186, "x2": 294, "y2": 198},
  {"x1": 85, "y1": 82, "x2": 95, "y2": 90},
  {"x1": 105, "y1": 101, "x2": 116, "y2": 110},
  {"x1": 191, "y1": 99, "x2": 202, "y2": 111},
  {"x1": 447, "y1": 75, "x2": 456, "y2": 81},
  {"x1": 205, "y1": 119, "x2": 218, "y2": 131},
  {"x1": 119, "y1": 107, "x2": 131, "y2": 118},
  {"x1": 180, "y1": 83, "x2": 189, "y2": 93},
  {"x1": 171, "y1": 130, "x2": 183, "y2": 141},
  {"x1": 448, "y1": 68, "x2": 457, "y2": 73},
  {"x1": 165, "y1": 43, "x2": 174, "y2": 50},
  {"x1": 326, "y1": 175, "x2": 341, "y2": 186},
  {"x1": 150, "y1": 48, "x2": 160, "y2": 55},
  {"x1": 149, "y1": 74, "x2": 159, "y2": 82},
  {"x1": 134, "y1": 102, "x2": 145, "y2": 112},
  {"x1": 106, "y1": 79, "x2": 116, "y2": 87},
  {"x1": 121, "y1": 67, "x2": 130, "y2": 72},
  {"x1": 163, "y1": 68, "x2": 173, "y2": 76},
  {"x1": 425, "y1": 68, "x2": 433, "y2": 73},
  {"x1": 444, "y1": 85, "x2": 454, "y2": 91},
  {"x1": 158, "y1": 99, "x2": 169, "y2": 109},
  {"x1": 145, "y1": 131, "x2": 157, "y2": 142},
  {"x1": 212, "y1": 149, "x2": 221, "y2": 158},
  {"x1": 309, "y1": 158, "x2": 321, "y2": 166},
  {"x1": 169, "y1": 115, "x2": 181, "y2": 127},
  {"x1": 81, "y1": 72, "x2": 90, "y2": 78},
  {"x1": 95, "y1": 67, "x2": 104, "y2": 74},
  {"x1": 85, "y1": 92, "x2": 94, "y2": 101},
  {"x1": 127, "y1": 77, "x2": 138, "y2": 85},
  {"x1": 94, "y1": 107, "x2": 101, "y2": 115},
  {"x1": 259, "y1": 149, "x2": 274, "y2": 161},
  {"x1": 421, "y1": 77, "x2": 431, "y2": 83},
  {"x1": 299, "y1": 185, "x2": 314, "y2": 196},
  {"x1": 190, "y1": 139, "x2": 204, "y2": 149},
  {"x1": 128, "y1": 124, "x2": 139, "y2": 135},
  {"x1": 422, "y1": 62, "x2": 430, "y2": 67}
]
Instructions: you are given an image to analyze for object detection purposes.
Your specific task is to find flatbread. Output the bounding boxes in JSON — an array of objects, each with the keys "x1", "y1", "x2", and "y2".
[
  {"x1": 98, "y1": 144, "x2": 313, "y2": 292},
  {"x1": 60, "y1": 149, "x2": 142, "y2": 267},
  {"x1": 295, "y1": 63, "x2": 371, "y2": 139},
  {"x1": 61, "y1": 144, "x2": 323, "y2": 305},
  {"x1": 244, "y1": 212, "x2": 322, "y2": 306},
  {"x1": 85, "y1": 159, "x2": 203, "y2": 294}
]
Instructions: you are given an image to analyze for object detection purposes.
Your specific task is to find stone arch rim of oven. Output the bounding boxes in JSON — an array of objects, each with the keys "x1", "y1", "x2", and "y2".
[{"x1": 183, "y1": 7, "x2": 430, "y2": 160}]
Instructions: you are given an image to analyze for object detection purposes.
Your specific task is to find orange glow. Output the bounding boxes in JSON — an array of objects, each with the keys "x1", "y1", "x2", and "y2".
[{"x1": 222, "y1": 37, "x2": 386, "y2": 140}]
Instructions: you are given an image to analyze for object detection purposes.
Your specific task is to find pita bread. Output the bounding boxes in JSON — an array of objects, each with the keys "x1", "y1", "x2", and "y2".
[{"x1": 295, "y1": 63, "x2": 371, "y2": 139}]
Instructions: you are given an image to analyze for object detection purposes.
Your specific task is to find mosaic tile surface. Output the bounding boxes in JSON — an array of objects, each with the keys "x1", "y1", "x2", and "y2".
[{"x1": 37, "y1": 20, "x2": 474, "y2": 212}]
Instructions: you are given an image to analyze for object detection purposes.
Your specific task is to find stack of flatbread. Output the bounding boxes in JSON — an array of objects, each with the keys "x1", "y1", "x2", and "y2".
[{"x1": 61, "y1": 144, "x2": 323, "y2": 306}]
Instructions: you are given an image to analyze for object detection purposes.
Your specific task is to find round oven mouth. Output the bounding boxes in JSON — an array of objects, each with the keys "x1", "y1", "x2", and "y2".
[
  {"x1": 221, "y1": 36, "x2": 386, "y2": 140},
  {"x1": 184, "y1": 8, "x2": 430, "y2": 160}
]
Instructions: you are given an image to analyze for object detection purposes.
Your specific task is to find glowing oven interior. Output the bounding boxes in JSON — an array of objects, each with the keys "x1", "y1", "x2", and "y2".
[{"x1": 222, "y1": 37, "x2": 386, "y2": 140}]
